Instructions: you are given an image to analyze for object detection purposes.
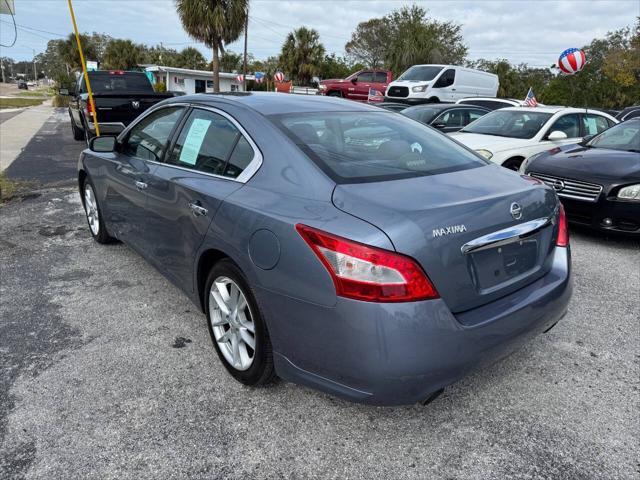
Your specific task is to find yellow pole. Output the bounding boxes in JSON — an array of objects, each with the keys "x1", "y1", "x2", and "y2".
[{"x1": 67, "y1": 0, "x2": 100, "y2": 137}]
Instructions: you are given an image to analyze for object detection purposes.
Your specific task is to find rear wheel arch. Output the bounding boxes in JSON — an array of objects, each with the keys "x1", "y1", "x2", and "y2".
[
  {"x1": 197, "y1": 248, "x2": 231, "y2": 312},
  {"x1": 427, "y1": 97, "x2": 440, "y2": 103}
]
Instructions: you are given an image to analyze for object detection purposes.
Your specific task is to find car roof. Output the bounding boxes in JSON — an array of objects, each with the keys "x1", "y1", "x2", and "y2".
[
  {"x1": 499, "y1": 106, "x2": 612, "y2": 115},
  {"x1": 404, "y1": 103, "x2": 486, "y2": 112},
  {"x1": 165, "y1": 92, "x2": 383, "y2": 115}
]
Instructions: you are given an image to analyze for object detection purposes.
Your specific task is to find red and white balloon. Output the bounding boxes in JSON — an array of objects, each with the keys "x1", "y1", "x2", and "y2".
[
  {"x1": 558, "y1": 48, "x2": 586, "y2": 75},
  {"x1": 236, "y1": 74, "x2": 244, "y2": 83},
  {"x1": 274, "y1": 71, "x2": 285, "y2": 83}
]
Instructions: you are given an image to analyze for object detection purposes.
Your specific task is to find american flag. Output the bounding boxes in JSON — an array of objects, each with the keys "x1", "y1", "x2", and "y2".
[
  {"x1": 524, "y1": 87, "x2": 538, "y2": 107},
  {"x1": 367, "y1": 88, "x2": 384, "y2": 103}
]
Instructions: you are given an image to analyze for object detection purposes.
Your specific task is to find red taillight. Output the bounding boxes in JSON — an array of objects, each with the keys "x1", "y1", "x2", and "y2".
[
  {"x1": 109, "y1": 70, "x2": 125, "y2": 75},
  {"x1": 556, "y1": 204, "x2": 569, "y2": 247},
  {"x1": 296, "y1": 224, "x2": 439, "y2": 302},
  {"x1": 85, "y1": 100, "x2": 93, "y2": 116}
]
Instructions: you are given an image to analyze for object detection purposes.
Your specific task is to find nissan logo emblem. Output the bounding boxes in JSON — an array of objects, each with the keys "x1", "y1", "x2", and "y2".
[
  {"x1": 552, "y1": 179, "x2": 565, "y2": 192},
  {"x1": 510, "y1": 202, "x2": 523, "y2": 220}
]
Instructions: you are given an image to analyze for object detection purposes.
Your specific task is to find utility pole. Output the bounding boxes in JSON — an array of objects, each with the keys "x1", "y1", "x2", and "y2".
[
  {"x1": 0, "y1": 57, "x2": 5, "y2": 84},
  {"x1": 242, "y1": 12, "x2": 248, "y2": 92},
  {"x1": 32, "y1": 49, "x2": 37, "y2": 84}
]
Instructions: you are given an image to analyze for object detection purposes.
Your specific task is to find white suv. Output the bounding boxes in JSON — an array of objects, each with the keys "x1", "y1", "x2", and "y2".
[{"x1": 450, "y1": 106, "x2": 618, "y2": 170}]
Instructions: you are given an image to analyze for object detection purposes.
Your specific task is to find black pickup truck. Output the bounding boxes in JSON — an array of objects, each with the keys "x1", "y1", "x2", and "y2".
[{"x1": 66, "y1": 70, "x2": 174, "y2": 142}]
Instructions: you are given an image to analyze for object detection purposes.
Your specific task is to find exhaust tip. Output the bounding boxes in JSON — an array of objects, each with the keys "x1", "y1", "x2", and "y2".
[{"x1": 422, "y1": 388, "x2": 444, "y2": 406}]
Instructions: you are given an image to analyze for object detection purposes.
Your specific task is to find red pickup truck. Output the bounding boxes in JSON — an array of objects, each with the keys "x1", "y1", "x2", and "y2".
[{"x1": 318, "y1": 69, "x2": 393, "y2": 102}]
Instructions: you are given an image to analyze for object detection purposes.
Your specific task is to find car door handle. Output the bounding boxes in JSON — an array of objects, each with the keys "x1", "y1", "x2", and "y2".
[
  {"x1": 189, "y1": 201, "x2": 208, "y2": 217},
  {"x1": 135, "y1": 180, "x2": 148, "y2": 190}
]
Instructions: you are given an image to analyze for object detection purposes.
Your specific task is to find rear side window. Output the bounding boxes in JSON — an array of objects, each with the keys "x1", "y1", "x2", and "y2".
[
  {"x1": 123, "y1": 107, "x2": 184, "y2": 161},
  {"x1": 167, "y1": 108, "x2": 255, "y2": 178},
  {"x1": 274, "y1": 111, "x2": 487, "y2": 183},
  {"x1": 374, "y1": 72, "x2": 387, "y2": 83},
  {"x1": 583, "y1": 114, "x2": 612, "y2": 135}
]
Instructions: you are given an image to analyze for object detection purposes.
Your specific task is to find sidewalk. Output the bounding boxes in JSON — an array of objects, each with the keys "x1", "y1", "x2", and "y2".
[{"x1": 0, "y1": 102, "x2": 55, "y2": 172}]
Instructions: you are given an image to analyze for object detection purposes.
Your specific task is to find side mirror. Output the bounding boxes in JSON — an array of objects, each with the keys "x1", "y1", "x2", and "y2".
[
  {"x1": 579, "y1": 134, "x2": 594, "y2": 146},
  {"x1": 89, "y1": 136, "x2": 117, "y2": 153},
  {"x1": 58, "y1": 88, "x2": 69, "y2": 96},
  {"x1": 548, "y1": 130, "x2": 568, "y2": 141},
  {"x1": 350, "y1": 77, "x2": 358, "y2": 84},
  {"x1": 432, "y1": 122, "x2": 447, "y2": 130}
]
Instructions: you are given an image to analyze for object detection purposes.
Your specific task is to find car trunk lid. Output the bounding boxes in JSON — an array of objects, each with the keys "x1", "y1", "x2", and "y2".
[{"x1": 332, "y1": 165, "x2": 559, "y2": 312}]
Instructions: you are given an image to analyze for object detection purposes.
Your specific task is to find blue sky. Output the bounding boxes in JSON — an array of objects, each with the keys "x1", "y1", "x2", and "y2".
[{"x1": 1, "y1": 0, "x2": 637, "y2": 67}]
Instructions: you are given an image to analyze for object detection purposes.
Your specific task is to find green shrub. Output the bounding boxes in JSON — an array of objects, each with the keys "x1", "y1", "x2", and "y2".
[
  {"x1": 51, "y1": 95, "x2": 70, "y2": 107},
  {"x1": 154, "y1": 81, "x2": 167, "y2": 92}
]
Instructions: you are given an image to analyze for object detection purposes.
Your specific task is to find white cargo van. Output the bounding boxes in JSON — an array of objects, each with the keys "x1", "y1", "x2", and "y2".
[{"x1": 385, "y1": 65, "x2": 499, "y2": 104}]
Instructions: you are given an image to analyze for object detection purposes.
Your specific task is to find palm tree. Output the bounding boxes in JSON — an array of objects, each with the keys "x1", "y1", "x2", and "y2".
[
  {"x1": 175, "y1": 0, "x2": 248, "y2": 92},
  {"x1": 103, "y1": 39, "x2": 144, "y2": 70},
  {"x1": 57, "y1": 33, "x2": 98, "y2": 72},
  {"x1": 279, "y1": 27, "x2": 325, "y2": 86},
  {"x1": 178, "y1": 46, "x2": 207, "y2": 70}
]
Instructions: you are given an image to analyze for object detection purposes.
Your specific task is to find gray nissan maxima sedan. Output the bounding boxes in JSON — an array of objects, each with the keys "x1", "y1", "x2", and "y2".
[{"x1": 79, "y1": 93, "x2": 572, "y2": 406}]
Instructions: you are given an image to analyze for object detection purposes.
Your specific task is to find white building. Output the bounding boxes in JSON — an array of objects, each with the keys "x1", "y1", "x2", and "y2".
[{"x1": 145, "y1": 65, "x2": 244, "y2": 94}]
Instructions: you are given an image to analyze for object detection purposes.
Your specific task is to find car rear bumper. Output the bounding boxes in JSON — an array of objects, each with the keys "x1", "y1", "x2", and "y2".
[
  {"x1": 562, "y1": 196, "x2": 640, "y2": 235},
  {"x1": 259, "y1": 246, "x2": 572, "y2": 406}
]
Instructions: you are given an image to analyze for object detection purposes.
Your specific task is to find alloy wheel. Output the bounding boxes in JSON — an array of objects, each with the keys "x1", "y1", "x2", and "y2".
[
  {"x1": 209, "y1": 276, "x2": 256, "y2": 371},
  {"x1": 84, "y1": 184, "x2": 100, "y2": 236}
]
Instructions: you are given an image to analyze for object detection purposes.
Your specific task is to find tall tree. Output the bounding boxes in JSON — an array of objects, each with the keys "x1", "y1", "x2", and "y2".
[
  {"x1": 103, "y1": 39, "x2": 144, "y2": 70},
  {"x1": 384, "y1": 6, "x2": 467, "y2": 75},
  {"x1": 279, "y1": 27, "x2": 325, "y2": 85},
  {"x1": 57, "y1": 33, "x2": 98, "y2": 71},
  {"x1": 178, "y1": 46, "x2": 207, "y2": 70},
  {"x1": 175, "y1": 0, "x2": 248, "y2": 92},
  {"x1": 345, "y1": 18, "x2": 389, "y2": 68}
]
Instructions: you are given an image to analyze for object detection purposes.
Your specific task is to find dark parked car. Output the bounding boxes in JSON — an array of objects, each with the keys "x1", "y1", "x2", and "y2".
[
  {"x1": 79, "y1": 93, "x2": 571, "y2": 406},
  {"x1": 402, "y1": 103, "x2": 490, "y2": 133},
  {"x1": 376, "y1": 102, "x2": 409, "y2": 112},
  {"x1": 525, "y1": 118, "x2": 640, "y2": 234},
  {"x1": 616, "y1": 105, "x2": 640, "y2": 122},
  {"x1": 65, "y1": 70, "x2": 173, "y2": 142},
  {"x1": 17, "y1": 80, "x2": 28, "y2": 90}
]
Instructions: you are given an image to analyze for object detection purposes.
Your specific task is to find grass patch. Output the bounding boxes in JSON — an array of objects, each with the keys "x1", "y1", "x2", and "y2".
[
  {"x1": 0, "y1": 97, "x2": 46, "y2": 109},
  {"x1": 0, "y1": 173, "x2": 20, "y2": 204},
  {"x1": 16, "y1": 90, "x2": 52, "y2": 98}
]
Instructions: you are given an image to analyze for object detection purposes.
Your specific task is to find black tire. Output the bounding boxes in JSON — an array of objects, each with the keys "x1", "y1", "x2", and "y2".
[
  {"x1": 205, "y1": 259, "x2": 276, "y2": 386},
  {"x1": 503, "y1": 157, "x2": 524, "y2": 171},
  {"x1": 427, "y1": 97, "x2": 440, "y2": 103},
  {"x1": 327, "y1": 91, "x2": 342, "y2": 97},
  {"x1": 71, "y1": 117, "x2": 85, "y2": 141},
  {"x1": 82, "y1": 176, "x2": 115, "y2": 244}
]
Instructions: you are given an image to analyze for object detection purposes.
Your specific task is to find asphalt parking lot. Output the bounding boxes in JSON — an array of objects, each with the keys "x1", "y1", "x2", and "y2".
[{"x1": 1, "y1": 112, "x2": 639, "y2": 479}]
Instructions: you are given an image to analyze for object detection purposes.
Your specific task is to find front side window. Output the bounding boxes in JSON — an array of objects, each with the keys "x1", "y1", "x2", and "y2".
[
  {"x1": 402, "y1": 107, "x2": 439, "y2": 124},
  {"x1": 461, "y1": 110, "x2": 553, "y2": 139},
  {"x1": 588, "y1": 120, "x2": 640, "y2": 152},
  {"x1": 274, "y1": 111, "x2": 487, "y2": 183},
  {"x1": 549, "y1": 113, "x2": 580, "y2": 138},
  {"x1": 167, "y1": 108, "x2": 255, "y2": 178},
  {"x1": 583, "y1": 114, "x2": 612, "y2": 136},
  {"x1": 434, "y1": 109, "x2": 464, "y2": 127},
  {"x1": 468, "y1": 109, "x2": 488, "y2": 122},
  {"x1": 434, "y1": 69, "x2": 455, "y2": 88},
  {"x1": 123, "y1": 107, "x2": 184, "y2": 161}
]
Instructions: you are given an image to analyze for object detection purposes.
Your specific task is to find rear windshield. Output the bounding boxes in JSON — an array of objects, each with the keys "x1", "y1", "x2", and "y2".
[
  {"x1": 273, "y1": 111, "x2": 487, "y2": 183},
  {"x1": 401, "y1": 107, "x2": 439, "y2": 123},
  {"x1": 461, "y1": 110, "x2": 553, "y2": 139},
  {"x1": 84, "y1": 72, "x2": 153, "y2": 93},
  {"x1": 398, "y1": 66, "x2": 443, "y2": 81}
]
